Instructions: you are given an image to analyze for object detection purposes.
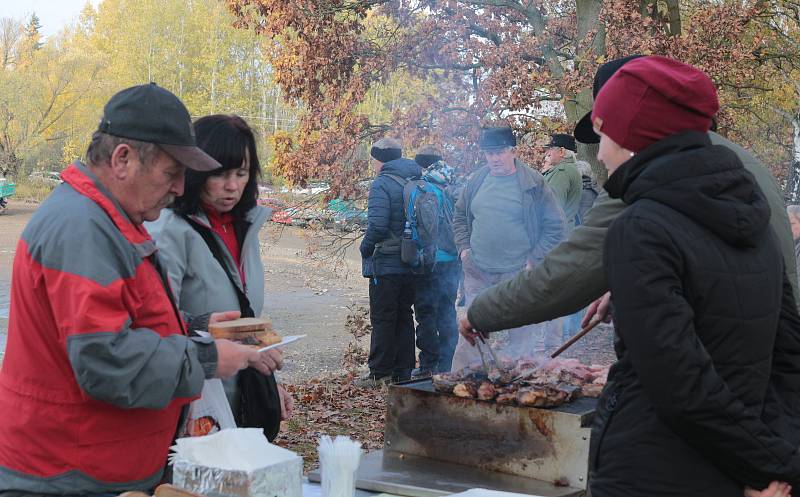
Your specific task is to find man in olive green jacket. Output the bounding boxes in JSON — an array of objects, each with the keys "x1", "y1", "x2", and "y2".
[
  {"x1": 462, "y1": 59, "x2": 798, "y2": 335},
  {"x1": 542, "y1": 134, "x2": 582, "y2": 231}
]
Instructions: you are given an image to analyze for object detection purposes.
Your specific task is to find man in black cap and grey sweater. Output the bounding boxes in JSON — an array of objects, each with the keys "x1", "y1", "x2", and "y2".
[{"x1": 450, "y1": 127, "x2": 565, "y2": 368}]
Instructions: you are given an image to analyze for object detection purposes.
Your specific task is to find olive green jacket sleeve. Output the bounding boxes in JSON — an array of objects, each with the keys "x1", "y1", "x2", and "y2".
[{"x1": 467, "y1": 190, "x2": 624, "y2": 332}]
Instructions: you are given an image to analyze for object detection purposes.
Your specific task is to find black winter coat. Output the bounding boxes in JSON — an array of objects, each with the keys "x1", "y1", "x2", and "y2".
[
  {"x1": 590, "y1": 132, "x2": 800, "y2": 497},
  {"x1": 360, "y1": 158, "x2": 422, "y2": 277}
]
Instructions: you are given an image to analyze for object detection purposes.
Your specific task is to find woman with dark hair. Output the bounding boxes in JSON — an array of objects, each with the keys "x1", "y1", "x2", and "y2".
[
  {"x1": 588, "y1": 56, "x2": 800, "y2": 497},
  {"x1": 148, "y1": 114, "x2": 293, "y2": 438}
]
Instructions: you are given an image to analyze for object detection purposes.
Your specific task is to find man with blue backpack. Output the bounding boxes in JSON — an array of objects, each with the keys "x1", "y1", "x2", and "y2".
[
  {"x1": 410, "y1": 146, "x2": 461, "y2": 377},
  {"x1": 357, "y1": 137, "x2": 422, "y2": 387}
]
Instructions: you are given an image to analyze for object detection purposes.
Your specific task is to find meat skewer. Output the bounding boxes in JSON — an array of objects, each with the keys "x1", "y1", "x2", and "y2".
[{"x1": 549, "y1": 316, "x2": 603, "y2": 359}]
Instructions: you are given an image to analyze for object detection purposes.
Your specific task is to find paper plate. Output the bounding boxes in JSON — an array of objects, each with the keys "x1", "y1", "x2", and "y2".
[{"x1": 258, "y1": 334, "x2": 306, "y2": 352}]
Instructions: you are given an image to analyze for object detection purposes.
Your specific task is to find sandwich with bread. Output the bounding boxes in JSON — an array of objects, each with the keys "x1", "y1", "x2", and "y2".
[{"x1": 207, "y1": 317, "x2": 281, "y2": 349}]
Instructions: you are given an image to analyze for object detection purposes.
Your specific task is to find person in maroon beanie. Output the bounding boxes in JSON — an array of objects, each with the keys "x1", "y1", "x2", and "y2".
[{"x1": 588, "y1": 56, "x2": 800, "y2": 497}]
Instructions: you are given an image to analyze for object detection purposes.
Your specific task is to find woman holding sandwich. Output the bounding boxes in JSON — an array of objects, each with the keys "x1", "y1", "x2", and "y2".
[{"x1": 149, "y1": 114, "x2": 293, "y2": 439}]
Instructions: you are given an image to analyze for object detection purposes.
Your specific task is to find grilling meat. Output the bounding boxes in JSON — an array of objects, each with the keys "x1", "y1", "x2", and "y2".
[
  {"x1": 432, "y1": 358, "x2": 610, "y2": 407},
  {"x1": 495, "y1": 392, "x2": 518, "y2": 405},
  {"x1": 453, "y1": 382, "x2": 478, "y2": 398},
  {"x1": 477, "y1": 381, "x2": 497, "y2": 401},
  {"x1": 517, "y1": 383, "x2": 580, "y2": 407},
  {"x1": 431, "y1": 373, "x2": 460, "y2": 394}
]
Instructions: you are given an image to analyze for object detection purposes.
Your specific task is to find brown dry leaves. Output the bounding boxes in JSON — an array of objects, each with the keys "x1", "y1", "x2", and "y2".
[{"x1": 276, "y1": 374, "x2": 387, "y2": 473}]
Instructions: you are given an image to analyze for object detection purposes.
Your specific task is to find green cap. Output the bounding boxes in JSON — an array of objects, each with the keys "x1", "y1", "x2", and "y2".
[{"x1": 98, "y1": 83, "x2": 220, "y2": 171}]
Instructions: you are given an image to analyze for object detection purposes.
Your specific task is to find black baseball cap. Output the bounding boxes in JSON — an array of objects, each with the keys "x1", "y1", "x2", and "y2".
[
  {"x1": 97, "y1": 83, "x2": 221, "y2": 171},
  {"x1": 547, "y1": 133, "x2": 576, "y2": 152},
  {"x1": 479, "y1": 127, "x2": 517, "y2": 150},
  {"x1": 574, "y1": 55, "x2": 645, "y2": 144}
]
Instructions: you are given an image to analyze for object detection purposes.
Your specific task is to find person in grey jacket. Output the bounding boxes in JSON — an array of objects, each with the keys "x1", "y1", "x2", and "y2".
[
  {"x1": 148, "y1": 114, "x2": 293, "y2": 422},
  {"x1": 450, "y1": 127, "x2": 565, "y2": 369}
]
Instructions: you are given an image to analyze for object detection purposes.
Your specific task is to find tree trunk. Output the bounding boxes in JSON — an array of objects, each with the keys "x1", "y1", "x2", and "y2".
[
  {"x1": 665, "y1": 0, "x2": 682, "y2": 36},
  {"x1": 787, "y1": 116, "x2": 800, "y2": 203},
  {"x1": 639, "y1": 0, "x2": 653, "y2": 18},
  {"x1": 211, "y1": 64, "x2": 217, "y2": 113},
  {"x1": 574, "y1": 0, "x2": 606, "y2": 171},
  {"x1": 570, "y1": 0, "x2": 605, "y2": 122},
  {"x1": 273, "y1": 89, "x2": 279, "y2": 134},
  {"x1": 580, "y1": 142, "x2": 607, "y2": 185}
]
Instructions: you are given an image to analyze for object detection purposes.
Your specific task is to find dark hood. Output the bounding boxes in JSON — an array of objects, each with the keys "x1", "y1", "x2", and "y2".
[
  {"x1": 604, "y1": 131, "x2": 770, "y2": 247},
  {"x1": 380, "y1": 157, "x2": 422, "y2": 179}
]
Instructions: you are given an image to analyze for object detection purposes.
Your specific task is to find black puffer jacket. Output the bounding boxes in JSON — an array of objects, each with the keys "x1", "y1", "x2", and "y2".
[
  {"x1": 360, "y1": 158, "x2": 422, "y2": 277},
  {"x1": 591, "y1": 132, "x2": 800, "y2": 497}
]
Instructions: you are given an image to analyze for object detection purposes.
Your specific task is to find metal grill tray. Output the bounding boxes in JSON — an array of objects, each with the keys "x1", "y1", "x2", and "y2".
[{"x1": 308, "y1": 449, "x2": 584, "y2": 497}]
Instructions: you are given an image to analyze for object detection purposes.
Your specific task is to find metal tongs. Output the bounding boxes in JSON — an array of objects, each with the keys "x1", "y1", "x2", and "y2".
[{"x1": 474, "y1": 333, "x2": 501, "y2": 375}]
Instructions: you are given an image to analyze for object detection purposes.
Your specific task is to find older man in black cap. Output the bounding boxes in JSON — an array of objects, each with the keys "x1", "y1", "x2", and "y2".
[
  {"x1": 449, "y1": 127, "x2": 565, "y2": 369},
  {"x1": 542, "y1": 133, "x2": 582, "y2": 231},
  {"x1": 0, "y1": 83, "x2": 283, "y2": 495}
]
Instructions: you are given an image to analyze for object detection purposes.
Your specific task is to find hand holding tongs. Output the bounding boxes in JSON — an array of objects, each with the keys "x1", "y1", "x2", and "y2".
[{"x1": 474, "y1": 333, "x2": 501, "y2": 374}]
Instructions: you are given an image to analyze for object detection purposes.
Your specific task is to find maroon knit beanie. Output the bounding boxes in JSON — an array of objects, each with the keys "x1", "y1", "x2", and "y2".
[{"x1": 591, "y1": 56, "x2": 719, "y2": 152}]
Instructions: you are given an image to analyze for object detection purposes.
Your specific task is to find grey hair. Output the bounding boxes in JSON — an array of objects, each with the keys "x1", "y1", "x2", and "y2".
[
  {"x1": 373, "y1": 137, "x2": 402, "y2": 151},
  {"x1": 575, "y1": 160, "x2": 594, "y2": 179},
  {"x1": 787, "y1": 205, "x2": 800, "y2": 220},
  {"x1": 565, "y1": 150, "x2": 577, "y2": 160},
  {"x1": 85, "y1": 131, "x2": 161, "y2": 168}
]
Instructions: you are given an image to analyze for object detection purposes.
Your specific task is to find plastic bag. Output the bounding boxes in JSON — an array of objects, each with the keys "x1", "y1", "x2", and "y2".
[{"x1": 180, "y1": 378, "x2": 237, "y2": 437}]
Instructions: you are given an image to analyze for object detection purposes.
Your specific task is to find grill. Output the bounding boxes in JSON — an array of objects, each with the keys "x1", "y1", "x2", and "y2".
[{"x1": 310, "y1": 379, "x2": 595, "y2": 496}]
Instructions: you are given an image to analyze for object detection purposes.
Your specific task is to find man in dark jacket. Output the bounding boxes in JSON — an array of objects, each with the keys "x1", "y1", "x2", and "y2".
[
  {"x1": 411, "y1": 146, "x2": 460, "y2": 376},
  {"x1": 450, "y1": 127, "x2": 565, "y2": 369},
  {"x1": 590, "y1": 56, "x2": 800, "y2": 497},
  {"x1": 357, "y1": 137, "x2": 422, "y2": 387}
]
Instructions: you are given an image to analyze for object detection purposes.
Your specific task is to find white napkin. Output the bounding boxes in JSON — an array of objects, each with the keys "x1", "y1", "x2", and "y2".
[{"x1": 171, "y1": 427, "x2": 298, "y2": 472}]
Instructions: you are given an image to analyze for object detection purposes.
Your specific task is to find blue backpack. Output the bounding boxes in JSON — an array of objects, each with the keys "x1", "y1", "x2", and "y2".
[{"x1": 387, "y1": 174, "x2": 455, "y2": 274}]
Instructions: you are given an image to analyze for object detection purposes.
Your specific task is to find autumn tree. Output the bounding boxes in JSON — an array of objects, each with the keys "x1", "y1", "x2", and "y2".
[
  {"x1": 0, "y1": 18, "x2": 22, "y2": 69},
  {"x1": 229, "y1": 0, "x2": 782, "y2": 192},
  {"x1": 0, "y1": 0, "x2": 294, "y2": 178},
  {"x1": 720, "y1": 1, "x2": 800, "y2": 201},
  {"x1": 17, "y1": 13, "x2": 43, "y2": 68}
]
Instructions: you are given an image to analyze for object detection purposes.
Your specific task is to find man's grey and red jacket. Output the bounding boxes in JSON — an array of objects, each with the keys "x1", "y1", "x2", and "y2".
[{"x1": 0, "y1": 162, "x2": 217, "y2": 494}]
